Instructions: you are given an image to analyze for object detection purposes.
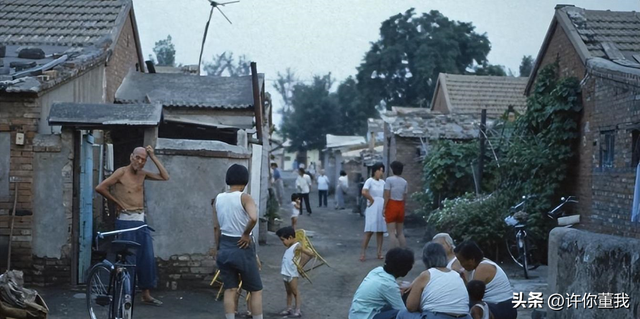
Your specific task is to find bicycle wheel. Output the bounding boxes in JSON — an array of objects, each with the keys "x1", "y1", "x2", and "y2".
[
  {"x1": 505, "y1": 229, "x2": 540, "y2": 272},
  {"x1": 114, "y1": 271, "x2": 133, "y2": 319},
  {"x1": 518, "y1": 235, "x2": 529, "y2": 279},
  {"x1": 86, "y1": 263, "x2": 113, "y2": 319}
]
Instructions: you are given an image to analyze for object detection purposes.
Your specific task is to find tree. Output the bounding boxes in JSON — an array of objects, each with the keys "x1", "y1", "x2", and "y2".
[
  {"x1": 203, "y1": 52, "x2": 251, "y2": 76},
  {"x1": 472, "y1": 63, "x2": 507, "y2": 76},
  {"x1": 519, "y1": 55, "x2": 534, "y2": 77},
  {"x1": 273, "y1": 68, "x2": 298, "y2": 112},
  {"x1": 335, "y1": 77, "x2": 375, "y2": 135},
  {"x1": 153, "y1": 35, "x2": 176, "y2": 66},
  {"x1": 280, "y1": 74, "x2": 340, "y2": 151},
  {"x1": 356, "y1": 9, "x2": 492, "y2": 110}
]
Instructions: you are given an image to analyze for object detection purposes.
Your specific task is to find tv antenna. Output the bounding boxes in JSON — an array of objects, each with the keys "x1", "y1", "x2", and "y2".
[{"x1": 197, "y1": 0, "x2": 239, "y2": 75}]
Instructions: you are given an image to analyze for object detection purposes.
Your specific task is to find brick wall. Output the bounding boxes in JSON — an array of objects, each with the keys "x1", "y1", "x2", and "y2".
[
  {"x1": 528, "y1": 22, "x2": 594, "y2": 230},
  {"x1": 105, "y1": 12, "x2": 141, "y2": 103},
  {"x1": 394, "y1": 136, "x2": 424, "y2": 215},
  {"x1": 587, "y1": 75, "x2": 640, "y2": 238},
  {"x1": 157, "y1": 253, "x2": 217, "y2": 289},
  {"x1": 432, "y1": 84, "x2": 449, "y2": 114},
  {"x1": 0, "y1": 95, "x2": 40, "y2": 274}
]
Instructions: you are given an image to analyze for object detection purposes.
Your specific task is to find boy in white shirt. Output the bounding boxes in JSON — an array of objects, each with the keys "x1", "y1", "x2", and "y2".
[{"x1": 276, "y1": 226, "x2": 316, "y2": 318}]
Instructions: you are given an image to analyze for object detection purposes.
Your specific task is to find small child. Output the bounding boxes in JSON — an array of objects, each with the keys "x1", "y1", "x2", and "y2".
[
  {"x1": 291, "y1": 193, "x2": 301, "y2": 229},
  {"x1": 275, "y1": 226, "x2": 315, "y2": 318},
  {"x1": 467, "y1": 280, "x2": 494, "y2": 319}
]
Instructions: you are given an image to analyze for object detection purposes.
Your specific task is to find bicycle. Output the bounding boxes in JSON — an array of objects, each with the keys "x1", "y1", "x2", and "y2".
[
  {"x1": 86, "y1": 224, "x2": 150, "y2": 319},
  {"x1": 504, "y1": 195, "x2": 539, "y2": 279},
  {"x1": 504, "y1": 196, "x2": 579, "y2": 279}
]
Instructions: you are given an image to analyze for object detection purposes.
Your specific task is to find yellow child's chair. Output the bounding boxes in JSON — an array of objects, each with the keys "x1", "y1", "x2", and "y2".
[{"x1": 294, "y1": 229, "x2": 330, "y2": 283}]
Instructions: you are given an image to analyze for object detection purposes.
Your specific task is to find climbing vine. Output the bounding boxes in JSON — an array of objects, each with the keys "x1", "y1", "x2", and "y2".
[{"x1": 419, "y1": 62, "x2": 582, "y2": 259}]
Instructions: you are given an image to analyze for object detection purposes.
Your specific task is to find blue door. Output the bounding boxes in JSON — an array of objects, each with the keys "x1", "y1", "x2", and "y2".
[{"x1": 78, "y1": 133, "x2": 94, "y2": 283}]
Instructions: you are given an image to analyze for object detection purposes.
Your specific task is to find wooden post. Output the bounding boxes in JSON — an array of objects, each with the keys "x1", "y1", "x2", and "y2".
[
  {"x1": 478, "y1": 109, "x2": 487, "y2": 193},
  {"x1": 251, "y1": 62, "x2": 263, "y2": 142}
]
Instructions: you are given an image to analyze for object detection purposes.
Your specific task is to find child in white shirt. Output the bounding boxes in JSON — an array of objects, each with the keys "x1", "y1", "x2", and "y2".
[
  {"x1": 291, "y1": 193, "x2": 301, "y2": 229},
  {"x1": 275, "y1": 226, "x2": 315, "y2": 318}
]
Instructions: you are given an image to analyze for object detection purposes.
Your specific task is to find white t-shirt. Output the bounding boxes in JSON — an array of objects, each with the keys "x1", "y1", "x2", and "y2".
[
  {"x1": 296, "y1": 174, "x2": 312, "y2": 193},
  {"x1": 291, "y1": 201, "x2": 300, "y2": 218},
  {"x1": 317, "y1": 175, "x2": 330, "y2": 190},
  {"x1": 281, "y1": 242, "x2": 300, "y2": 277}
]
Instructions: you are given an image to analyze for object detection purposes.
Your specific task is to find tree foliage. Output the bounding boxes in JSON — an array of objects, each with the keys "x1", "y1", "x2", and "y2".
[
  {"x1": 355, "y1": 9, "x2": 492, "y2": 110},
  {"x1": 203, "y1": 52, "x2": 250, "y2": 76},
  {"x1": 273, "y1": 68, "x2": 298, "y2": 112},
  {"x1": 153, "y1": 35, "x2": 176, "y2": 66},
  {"x1": 519, "y1": 55, "x2": 534, "y2": 77}
]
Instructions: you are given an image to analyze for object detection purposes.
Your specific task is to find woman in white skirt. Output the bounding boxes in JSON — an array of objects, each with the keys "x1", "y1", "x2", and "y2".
[{"x1": 359, "y1": 162, "x2": 387, "y2": 261}]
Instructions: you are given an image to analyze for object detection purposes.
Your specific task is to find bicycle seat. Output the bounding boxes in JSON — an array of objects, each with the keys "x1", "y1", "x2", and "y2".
[{"x1": 111, "y1": 240, "x2": 140, "y2": 256}]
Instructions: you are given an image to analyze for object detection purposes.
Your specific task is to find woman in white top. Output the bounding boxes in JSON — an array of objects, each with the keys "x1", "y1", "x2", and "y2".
[
  {"x1": 359, "y1": 163, "x2": 387, "y2": 261},
  {"x1": 398, "y1": 242, "x2": 470, "y2": 319},
  {"x1": 454, "y1": 241, "x2": 515, "y2": 319}
]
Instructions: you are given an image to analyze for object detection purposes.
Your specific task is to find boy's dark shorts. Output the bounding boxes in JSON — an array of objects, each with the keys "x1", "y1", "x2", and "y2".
[{"x1": 216, "y1": 235, "x2": 263, "y2": 292}]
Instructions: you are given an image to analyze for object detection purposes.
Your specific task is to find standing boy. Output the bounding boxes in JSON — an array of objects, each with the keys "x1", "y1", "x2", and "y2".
[
  {"x1": 276, "y1": 226, "x2": 316, "y2": 318},
  {"x1": 213, "y1": 164, "x2": 264, "y2": 319},
  {"x1": 295, "y1": 168, "x2": 313, "y2": 215}
]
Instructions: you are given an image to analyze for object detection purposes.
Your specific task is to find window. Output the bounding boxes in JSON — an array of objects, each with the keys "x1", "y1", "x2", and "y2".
[{"x1": 600, "y1": 131, "x2": 615, "y2": 168}]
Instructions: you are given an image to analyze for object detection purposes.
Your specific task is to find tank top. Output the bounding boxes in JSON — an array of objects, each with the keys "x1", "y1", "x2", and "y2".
[
  {"x1": 281, "y1": 242, "x2": 300, "y2": 277},
  {"x1": 215, "y1": 191, "x2": 250, "y2": 237},
  {"x1": 421, "y1": 268, "x2": 469, "y2": 314},
  {"x1": 446, "y1": 256, "x2": 457, "y2": 270},
  {"x1": 472, "y1": 302, "x2": 490, "y2": 319},
  {"x1": 471, "y1": 259, "x2": 513, "y2": 303}
]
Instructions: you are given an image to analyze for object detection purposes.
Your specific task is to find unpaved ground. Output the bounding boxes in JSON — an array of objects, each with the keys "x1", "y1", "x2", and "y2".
[{"x1": 38, "y1": 171, "x2": 545, "y2": 318}]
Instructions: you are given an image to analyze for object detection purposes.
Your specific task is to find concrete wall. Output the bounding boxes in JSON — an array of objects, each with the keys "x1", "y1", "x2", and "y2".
[
  {"x1": 144, "y1": 153, "x2": 249, "y2": 259},
  {"x1": 32, "y1": 134, "x2": 73, "y2": 259},
  {"x1": 548, "y1": 227, "x2": 640, "y2": 318},
  {"x1": 38, "y1": 66, "x2": 106, "y2": 134}
]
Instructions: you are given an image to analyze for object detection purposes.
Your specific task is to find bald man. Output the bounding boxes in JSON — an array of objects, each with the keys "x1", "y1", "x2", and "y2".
[
  {"x1": 96, "y1": 145, "x2": 169, "y2": 306},
  {"x1": 432, "y1": 233, "x2": 463, "y2": 272}
]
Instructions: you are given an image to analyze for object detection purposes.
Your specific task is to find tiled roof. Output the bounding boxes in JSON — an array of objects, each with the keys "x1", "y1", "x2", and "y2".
[
  {"x1": 527, "y1": 6, "x2": 640, "y2": 93},
  {"x1": 381, "y1": 108, "x2": 481, "y2": 140},
  {"x1": 48, "y1": 102, "x2": 162, "y2": 127},
  {"x1": 0, "y1": 0, "x2": 129, "y2": 47},
  {"x1": 367, "y1": 118, "x2": 384, "y2": 133},
  {"x1": 564, "y1": 7, "x2": 640, "y2": 62},
  {"x1": 115, "y1": 71, "x2": 263, "y2": 109},
  {"x1": 325, "y1": 134, "x2": 366, "y2": 149},
  {"x1": 433, "y1": 74, "x2": 528, "y2": 119}
]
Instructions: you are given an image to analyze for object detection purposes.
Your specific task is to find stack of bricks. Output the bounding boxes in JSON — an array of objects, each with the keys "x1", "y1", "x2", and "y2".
[{"x1": 157, "y1": 253, "x2": 217, "y2": 290}]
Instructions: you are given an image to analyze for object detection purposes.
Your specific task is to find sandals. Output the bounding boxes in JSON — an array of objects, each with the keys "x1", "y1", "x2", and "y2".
[
  {"x1": 289, "y1": 310, "x2": 302, "y2": 318},
  {"x1": 279, "y1": 309, "x2": 293, "y2": 316},
  {"x1": 142, "y1": 297, "x2": 163, "y2": 306},
  {"x1": 377, "y1": 254, "x2": 384, "y2": 260},
  {"x1": 359, "y1": 254, "x2": 365, "y2": 262}
]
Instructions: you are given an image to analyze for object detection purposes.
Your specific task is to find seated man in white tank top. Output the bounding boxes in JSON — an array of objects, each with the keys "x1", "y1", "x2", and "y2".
[
  {"x1": 454, "y1": 241, "x2": 516, "y2": 319},
  {"x1": 432, "y1": 233, "x2": 463, "y2": 272},
  {"x1": 213, "y1": 164, "x2": 264, "y2": 319}
]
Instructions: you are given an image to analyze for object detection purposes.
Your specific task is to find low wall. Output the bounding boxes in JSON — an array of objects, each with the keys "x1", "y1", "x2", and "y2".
[{"x1": 547, "y1": 227, "x2": 640, "y2": 318}]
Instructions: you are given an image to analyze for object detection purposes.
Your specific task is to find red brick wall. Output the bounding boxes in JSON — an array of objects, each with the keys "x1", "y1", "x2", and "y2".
[
  {"x1": 530, "y1": 22, "x2": 586, "y2": 89},
  {"x1": 0, "y1": 95, "x2": 40, "y2": 272},
  {"x1": 105, "y1": 12, "x2": 142, "y2": 103},
  {"x1": 587, "y1": 76, "x2": 640, "y2": 238}
]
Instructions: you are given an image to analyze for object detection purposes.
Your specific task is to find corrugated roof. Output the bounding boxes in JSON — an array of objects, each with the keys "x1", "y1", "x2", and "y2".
[
  {"x1": 433, "y1": 74, "x2": 528, "y2": 119},
  {"x1": 115, "y1": 71, "x2": 262, "y2": 109},
  {"x1": 367, "y1": 118, "x2": 385, "y2": 133},
  {"x1": 381, "y1": 109, "x2": 480, "y2": 140},
  {"x1": 48, "y1": 102, "x2": 162, "y2": 127},
  {"x1": 0, "y1": 0, "x2": 129, "y2": 47}
]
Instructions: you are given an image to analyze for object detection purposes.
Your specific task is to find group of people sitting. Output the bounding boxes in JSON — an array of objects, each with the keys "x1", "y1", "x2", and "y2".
[{"x1": 350, "y1": 234, "x2": 516, "y2": 319}]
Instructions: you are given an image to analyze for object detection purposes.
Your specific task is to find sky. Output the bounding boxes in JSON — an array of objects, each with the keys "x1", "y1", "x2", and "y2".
[{"x1": 132, "y1": 0, "x2": 640, "y2": 126}]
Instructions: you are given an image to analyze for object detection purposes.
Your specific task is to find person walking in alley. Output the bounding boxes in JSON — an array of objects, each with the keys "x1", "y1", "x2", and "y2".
[
  {"x1": 360, "y1": 162, "x2": 387, "y2": 261},
  {"x1": 271, "y1": 163, "x2": 284, "y2": 205},
  {"x1": 296, "y1": 168, "x2": 313, "y2": 215},
  {"x1": 335, "y1": 170, "x2": 349, "y2": 210},
  {"x1": 212, "y1": 164, "x2": 264, "y2": 319},
  {"x1": 95, "y1": 145, "x2": 169, "y2": 306},
  {"x1": 383, "y1": 161, "x2": 408, "y2": 248},
  {"x1": 316, "y1": 169, "x2": 330, "y2": 207}
]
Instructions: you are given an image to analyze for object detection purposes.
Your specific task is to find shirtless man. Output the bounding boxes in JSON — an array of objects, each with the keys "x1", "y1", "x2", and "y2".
[{"x1": 95, "y1": 145, "x2": 169, "y2": 306}]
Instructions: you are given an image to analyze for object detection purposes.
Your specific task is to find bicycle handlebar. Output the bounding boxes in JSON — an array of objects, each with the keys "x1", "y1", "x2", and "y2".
[{"x1": 94, "y1": 224, "x2": 151, "y2": 251}]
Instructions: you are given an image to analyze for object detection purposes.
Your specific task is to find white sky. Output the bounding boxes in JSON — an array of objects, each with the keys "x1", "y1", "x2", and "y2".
[{"x1": 132, "y1": 0, "x2": 639, "y2": 126}]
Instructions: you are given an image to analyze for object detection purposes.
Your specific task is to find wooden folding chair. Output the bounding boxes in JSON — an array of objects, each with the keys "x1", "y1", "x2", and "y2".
[
  {"x1": 210, "y1": 270, "x2": 251, "y2": 302},
  {"x1": 293, "y1": 229, "x2": 329, "y2": 283}
]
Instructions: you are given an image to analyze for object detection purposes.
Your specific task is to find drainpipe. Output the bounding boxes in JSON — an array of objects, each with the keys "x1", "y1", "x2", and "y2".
[{"x1": 251, "y1": 62, "x2": 263, "y2": 142}]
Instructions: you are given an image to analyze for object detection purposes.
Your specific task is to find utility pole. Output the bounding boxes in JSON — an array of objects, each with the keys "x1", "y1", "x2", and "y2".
[{"x1": 478, "y1": 109, "x2": 487, "y2": 193}]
